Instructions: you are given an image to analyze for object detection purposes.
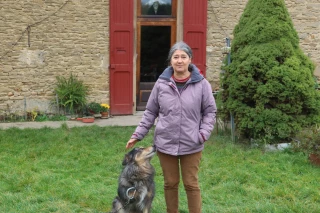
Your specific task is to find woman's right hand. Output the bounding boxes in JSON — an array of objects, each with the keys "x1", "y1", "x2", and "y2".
[{"x1": 126, "y1": 138, "x2": 138, "y2": 149}]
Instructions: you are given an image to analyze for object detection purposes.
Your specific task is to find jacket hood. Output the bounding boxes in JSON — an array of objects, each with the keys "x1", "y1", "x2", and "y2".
[{"x1": 159, "y1": 64, "x2": 204, "y2": 83}]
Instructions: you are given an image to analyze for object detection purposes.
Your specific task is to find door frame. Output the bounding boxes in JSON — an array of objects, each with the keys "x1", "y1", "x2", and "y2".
[
  {"x1": 135, "y1": 0, "x2": 177, "y2": 109},
  {"x1": 136, "y1": 21, "x2": 176, "y2": 97}
]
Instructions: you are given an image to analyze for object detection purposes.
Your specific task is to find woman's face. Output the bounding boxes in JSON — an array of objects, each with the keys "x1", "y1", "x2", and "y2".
[{"x1": 170, "y1": 50, "x2": 191, "y2": 74}]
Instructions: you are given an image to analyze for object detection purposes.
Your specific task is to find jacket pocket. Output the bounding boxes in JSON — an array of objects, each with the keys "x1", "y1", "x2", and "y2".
[{"x1": 198, "y1": 132, "x2": 205, "y2": 144}]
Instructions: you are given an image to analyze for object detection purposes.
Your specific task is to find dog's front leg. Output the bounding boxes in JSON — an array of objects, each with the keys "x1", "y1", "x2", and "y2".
[
  {"x1": 117, "y1": 186, "x2": 128, "y2": 202},
  {"x1": 136, "y1": 186, "x2": 148, "y2": 211},
  {"x1": 112, "y1": 197, "x2": 126, "y2": 213}
]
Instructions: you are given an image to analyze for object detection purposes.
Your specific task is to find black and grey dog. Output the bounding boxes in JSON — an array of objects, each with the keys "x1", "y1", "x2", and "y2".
[{"x1": 111, "y1": 146, "x2": 156, "y2": 213}]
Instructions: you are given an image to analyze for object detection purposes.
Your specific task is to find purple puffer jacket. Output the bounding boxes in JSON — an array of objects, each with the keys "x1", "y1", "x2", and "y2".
[{"x1": 132, "y1": 64, "x2": 217, "y2": 156}]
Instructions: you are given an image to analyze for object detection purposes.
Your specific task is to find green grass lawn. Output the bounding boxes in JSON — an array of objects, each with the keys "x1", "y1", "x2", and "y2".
[{"x1": 0, "y1": 124, "x2": 319, "y2": 213}]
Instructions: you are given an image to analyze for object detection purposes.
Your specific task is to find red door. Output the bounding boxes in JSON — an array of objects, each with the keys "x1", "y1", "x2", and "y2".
[
  {"x1": 109, "y1": 0, "x2": 134, "y2": 115},
  {"x1": 183, "y1": 0, "x2": 207, "y2": 76}
]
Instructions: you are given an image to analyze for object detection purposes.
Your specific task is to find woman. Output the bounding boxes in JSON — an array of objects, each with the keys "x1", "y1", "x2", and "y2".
[{"x1": 126, "y1": 41, "x2": 217, "y2": 213}]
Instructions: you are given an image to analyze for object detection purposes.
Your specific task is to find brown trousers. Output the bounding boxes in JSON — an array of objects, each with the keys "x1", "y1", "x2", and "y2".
[{"x1": 157, "y1": 151, "x2": 202, "y2": 213}]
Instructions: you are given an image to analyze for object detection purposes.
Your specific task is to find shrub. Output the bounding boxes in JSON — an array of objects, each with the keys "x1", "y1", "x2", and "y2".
[
  {"x1": 220, "y1": 0, "x2": 320, "y2": 144},
  {"x1": 54, "y1": 73, "x2": 89, "y2": 115},
  {"x1": 293, "y1": 125, "x2": 320, "y2": 156}
]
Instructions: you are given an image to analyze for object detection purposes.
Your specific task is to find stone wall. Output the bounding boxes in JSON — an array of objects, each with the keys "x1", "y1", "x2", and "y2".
[
  {"x1": 0, "y1": 0, "x2": 319, "y2": 113},
  {"x1": 0, "y1": 0, "x2": 109, "y2": 113},
  {"x1": 206, "y1": 0, "x2": 320, "y2": 91}
]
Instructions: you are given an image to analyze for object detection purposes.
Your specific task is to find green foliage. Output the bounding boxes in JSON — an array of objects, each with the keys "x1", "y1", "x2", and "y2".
[
  {"x1": 87, "y1": 102, "x2": 102, "y2": 114},
  {"x1": 293, "y1": 125, "x2": 320, "y2": 156},
  {"x1": 0, "y1": 111, "x2": 67, "y2": 123},
  {"x1": 54, "y1": 73, "x2": 89, "y2": 115},
  {"x1": 48, "y1": 114, "x2": 68, "y2": 121},
  {"x1": 34, "y1": 114, "x2": 48, "y2": 122},
  {"x1": 314, "y1": 76, "x2": 319, "y2": 89},
  {"x1": 221, "y1": 0, "x2": 320, "y2": 143},
  {"x1": 34, "y1": 113, "x2": 68, "y2": 122}
]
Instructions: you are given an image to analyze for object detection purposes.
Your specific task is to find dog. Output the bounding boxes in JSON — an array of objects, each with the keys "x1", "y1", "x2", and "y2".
[{"x1": 111, "y1": 146, "x2": 156, "y2": 213}]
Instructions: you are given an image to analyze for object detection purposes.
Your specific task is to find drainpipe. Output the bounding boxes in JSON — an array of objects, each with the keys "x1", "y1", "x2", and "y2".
[{"x1": 226, "y1": 37, "x2": 235, "y2": 142}]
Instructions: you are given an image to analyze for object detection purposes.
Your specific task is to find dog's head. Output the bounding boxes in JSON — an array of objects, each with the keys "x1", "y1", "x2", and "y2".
[{"x1": 122, "y1": 146, "x2": 156, "y2": 166}]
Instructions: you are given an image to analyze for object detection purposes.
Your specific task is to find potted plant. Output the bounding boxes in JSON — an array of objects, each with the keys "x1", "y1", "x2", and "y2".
[
  {"x1": 87, "y1": 102, "x2": 102, "y2": 117},
  {"x1": 81, "y1": 104, "x2": 95, "y2": 123},
  {"x1": 293, "y1": 125, "x2": 320, "y2": 166},
  {"x1": 100, "y1": 103, "x2": 110, "y2": 118}
]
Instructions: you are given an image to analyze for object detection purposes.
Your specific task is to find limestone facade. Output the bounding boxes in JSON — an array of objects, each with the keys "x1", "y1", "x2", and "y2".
[{"x1": 0, "y1": 0, "x2": 319, "y2": 114}]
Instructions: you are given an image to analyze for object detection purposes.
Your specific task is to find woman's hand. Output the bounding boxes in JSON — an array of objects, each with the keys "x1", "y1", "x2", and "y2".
[{"x1": 126, "y1": 138, "x2": 138, "y2": 149}]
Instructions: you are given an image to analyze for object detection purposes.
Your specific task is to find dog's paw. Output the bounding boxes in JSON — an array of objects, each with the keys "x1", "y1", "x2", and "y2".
[{"x1": 112, "y1": 197, "x2": 124, "y2": 212}]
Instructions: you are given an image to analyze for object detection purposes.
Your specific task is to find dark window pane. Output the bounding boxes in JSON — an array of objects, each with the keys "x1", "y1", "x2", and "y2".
[
  {"x1": 141, "y1": 0, "x2": 172, "y2": 15},
  {"x1": 140, "y1": 26, "x2": 171, "y2": 82}
]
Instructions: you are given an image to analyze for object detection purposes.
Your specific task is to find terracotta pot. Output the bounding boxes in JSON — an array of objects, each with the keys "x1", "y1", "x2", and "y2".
[
  {"x1": 101, "y1": 111, "x2": 109, "y2": 118},
  {"x1": 82, "y1": 117, "x2": 95, "y2": 123},
  {"x1": 309, "y1": 153, "x2": 320, "y2": 166}
]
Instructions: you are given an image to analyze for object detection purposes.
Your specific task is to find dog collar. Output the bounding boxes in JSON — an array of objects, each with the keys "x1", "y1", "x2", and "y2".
[{"x1": 126, "y1": 187, "x2": 136, "y2": 200}]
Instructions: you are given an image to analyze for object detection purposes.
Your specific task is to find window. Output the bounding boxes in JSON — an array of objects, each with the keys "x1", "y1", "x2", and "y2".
[{"x1": 138, "y1": 0, "x2": 176, "y2": 18}]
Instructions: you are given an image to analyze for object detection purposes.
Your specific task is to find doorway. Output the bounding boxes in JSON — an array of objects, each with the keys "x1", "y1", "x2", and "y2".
[
  {"x1": 109, "y1": 0, "x2": 207, "y2": 115},
  {"x1": 136, "y1": 0, "x2": 177, "y2": 111}
]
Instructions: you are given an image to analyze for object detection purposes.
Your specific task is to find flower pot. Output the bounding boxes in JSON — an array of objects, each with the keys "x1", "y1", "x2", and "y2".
[
  {"x1": 82, "y1": 117, "x2": 95, "y2": 123},
  {"x1": 101, "y1": 111, "x2": 109, "y2": 118},
  {"x1": 94, "y1": 113, "x2": 101, "y2": 118},
  {"x1": 309, "y1": 153, "x2": 320, "y2": 166}
]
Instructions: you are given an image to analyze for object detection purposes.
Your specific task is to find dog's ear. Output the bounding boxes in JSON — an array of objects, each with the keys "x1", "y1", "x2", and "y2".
[
  {"x1": 122, "y1": 152, "x2": 132, "y2": 166},
  {"x1": 122, "y1": 148, "x2": 139, "y2": 165},
  {"x1": 122, "y1": 154, "x2": 129, "y2": 165}
]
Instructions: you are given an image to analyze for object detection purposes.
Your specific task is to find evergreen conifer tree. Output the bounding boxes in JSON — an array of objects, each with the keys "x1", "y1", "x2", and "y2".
[{"x1": 221, "y1": 0, "x2": 320, "y2": 143}]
